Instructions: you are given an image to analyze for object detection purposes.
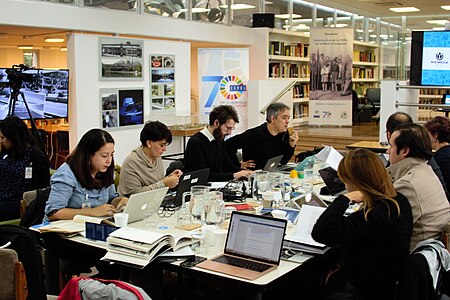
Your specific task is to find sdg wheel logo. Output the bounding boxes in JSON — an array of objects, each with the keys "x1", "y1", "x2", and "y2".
[{"x1": 219, "y1": 75, "x2": 246, "y2": 100}]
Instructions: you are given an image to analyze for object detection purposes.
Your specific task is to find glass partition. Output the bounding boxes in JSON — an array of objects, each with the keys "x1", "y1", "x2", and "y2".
[
  {"x1": 265, "y1": 0, "x2": 287, "y2": 30},
  {"x1": 142, "y1": 0, "x2": 187, "y2": 18},
  {"x1": 230, "y1": 0, "x2": 259, "y2": 27},
  {"x1": 83, "y1": 0, "x2": 138, "y2": 12}
]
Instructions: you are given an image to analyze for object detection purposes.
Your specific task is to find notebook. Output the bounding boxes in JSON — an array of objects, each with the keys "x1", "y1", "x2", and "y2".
[
  {"x1": 197, "y1": 211, "x2": 287, "y2": 280},
  {"x1": 263, "y1": 155, "x2": 284, "y2": 172},
  {"x1": 160, "y1": 168, "x2": 210, "y2": 209},
  {"x1": 122, "y1": 187, "x2": 169, "y2": 223},
  {"x1": 318, "y1": 166, "x2": 346, "y2": 196}
]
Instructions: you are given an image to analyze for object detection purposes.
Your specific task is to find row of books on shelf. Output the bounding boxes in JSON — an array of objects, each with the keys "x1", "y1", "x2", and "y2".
[
  {"x1": 420, "y1": 89, "x2": 449, "y2": 96},
  {"x1": 293, "y1": 103, "x2": 309, "y2": 119},
  {"x1": 293, "y1": 84, "x2": 310, "y2": 99},
  {"x1": 269, "y1": 41, "x2": 309, "y2": 58},
  {"x1": 269, "y1": 62, "x2": 310, "y2": 79},
  {"x1": 353, "y1": 50, "x2": 376, "y2": 63},
  {"x1": 353, "y1": 67, "x2": 375, "y2": 79}
]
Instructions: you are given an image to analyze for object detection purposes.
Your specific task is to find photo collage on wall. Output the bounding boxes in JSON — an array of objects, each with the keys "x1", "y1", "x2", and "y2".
[
  {"x1": 100, "y1": 88, "x2": 144, "y2": 129},
  {"x1": 99, "y1": 37, "x2": 144, "y2": 80},
  {"x1": 150, "y1": 54, "x2": 175, "y2": 112}
]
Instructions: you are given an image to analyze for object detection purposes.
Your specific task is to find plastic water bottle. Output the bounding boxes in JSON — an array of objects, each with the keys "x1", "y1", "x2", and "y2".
[{"x1": 303, "y1": 157, "x2": 315, "y2": 182}]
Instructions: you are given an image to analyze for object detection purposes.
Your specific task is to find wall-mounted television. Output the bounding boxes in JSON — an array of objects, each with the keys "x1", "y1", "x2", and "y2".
[
  {"x1": 0, "y1": 68, "x2": 69, "y2": 120},
  {"x1": 410, "y1": 31, "x2": 450, "y2": 86}
]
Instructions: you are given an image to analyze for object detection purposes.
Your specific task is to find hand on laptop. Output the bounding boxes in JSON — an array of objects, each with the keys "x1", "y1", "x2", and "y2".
[
  {"x1": 233, "y1": 170, "x2": 253, "y2": 180},
  {"x1": 115, "y1": 197, "x2": 129, "y2": 212},
  {"x1": 240, "y1": 160, "x2": 255, "y2": 170},
  {"x1": 90, "y1": 204, "x2": 117, "y2": 217},
  {"x1": 164, "y1": 169, "x2": 183, "y2": 188}
]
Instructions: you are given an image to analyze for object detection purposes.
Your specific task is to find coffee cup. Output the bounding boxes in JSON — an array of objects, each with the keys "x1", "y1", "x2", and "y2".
[
  {"x1": 213, "y1": 228, "x2": 228, "y2": 252},
  {"x1": 271, "y1": 209, "x2": 287, "y2": 219},
  {"x1": 114, "y1": 213, "x2": 129, "y2": 227}
]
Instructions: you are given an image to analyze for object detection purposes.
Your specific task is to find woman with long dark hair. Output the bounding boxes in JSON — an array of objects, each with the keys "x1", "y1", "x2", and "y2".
[
  {"x1": 0, "y1": 116, "x2": 50, "y2": 221},
  {"x1": 45, "y1": 128, "x2": 127, "y2": 221},
  {"x1": 312, "y1": 148, "x2": 413, "y2": 299}
]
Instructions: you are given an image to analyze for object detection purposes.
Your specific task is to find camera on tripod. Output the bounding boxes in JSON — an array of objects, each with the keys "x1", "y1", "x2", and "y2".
[{"x1": 5, "y1": 65, "x2": 34, "y2": 87}]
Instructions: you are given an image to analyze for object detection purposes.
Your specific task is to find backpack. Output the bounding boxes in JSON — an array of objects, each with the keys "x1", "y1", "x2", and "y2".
[
  {"x1": 0, "y1": 225, "x2": 47, "y2": 300},
  {"x1": 20, "y1": 187, "x2": 50, "y2": 227}
]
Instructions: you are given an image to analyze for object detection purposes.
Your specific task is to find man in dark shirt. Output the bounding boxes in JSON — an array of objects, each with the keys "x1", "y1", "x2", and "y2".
[
  {"x1": 184, "y1": 105, "x2": 253, "y2": 182},
  {"x1": 226, "y1": 102, "x2": 299, "y2": 170}
]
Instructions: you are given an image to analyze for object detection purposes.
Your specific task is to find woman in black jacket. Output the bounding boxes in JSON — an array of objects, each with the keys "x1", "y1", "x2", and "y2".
[
  {"x1": 311, "y1": 148, "x2": 413, "y2": 300},
  {"x1": 0, "y1": 116, "x2": 50, "y2": 220}
]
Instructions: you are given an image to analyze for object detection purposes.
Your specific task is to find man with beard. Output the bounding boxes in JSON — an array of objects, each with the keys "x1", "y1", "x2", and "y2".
[
  {"x1": 184, "y1": 105, "x2": 253, "y2": 182},
  {"x1": 226, "y1": 102, "x2": 298, "y2": 170}
]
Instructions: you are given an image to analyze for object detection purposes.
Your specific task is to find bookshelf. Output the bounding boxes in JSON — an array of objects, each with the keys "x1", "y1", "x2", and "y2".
[
  {"x1": 352, "y1": 41, "x2": 380, "y2": 97},
  {"x1": 417, "y1": 89, "x2": 448, "y2": 122}
]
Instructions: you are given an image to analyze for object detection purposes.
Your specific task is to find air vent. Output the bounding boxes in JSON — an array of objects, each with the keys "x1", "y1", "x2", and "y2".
[{"x1": 375, "y1": 1, "x2": 404, "y2": 6}]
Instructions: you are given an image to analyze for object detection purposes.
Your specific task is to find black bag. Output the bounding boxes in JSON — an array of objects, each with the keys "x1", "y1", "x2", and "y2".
[
  {"x1": 295, "y1": 146, "x2": 324, "y2": 163},
  {"x1": 20, "y1": 187, "x2": 50, "y2": 228},
  {"x1": 0, "y1": 225, "x2": 47, "y2": 299}
]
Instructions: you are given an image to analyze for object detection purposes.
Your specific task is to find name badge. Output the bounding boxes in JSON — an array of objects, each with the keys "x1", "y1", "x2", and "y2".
[
  {"x1": 25, "y1": 167, "x2": 32, "y2": 179},
  {"x1": 82, "y1": 202, "x2": 92, "y2": 208}
]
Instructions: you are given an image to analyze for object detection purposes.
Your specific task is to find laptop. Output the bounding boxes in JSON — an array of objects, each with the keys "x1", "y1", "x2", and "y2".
[
  {"x1": 197, "y1": 211, "x2": 287, "y2": 281},
  {"x1": 318, "y1": 166, "x2": 346, "y2": 196},
  {"x1": 160, "y1": 168, "x2": 210, "y2": 209},
  {"x1": 121, "y1": 187, "x2": 169, "y2": 223},
  {"x1": 263, "y1": 155, "x2": 284, "y2": 172}
]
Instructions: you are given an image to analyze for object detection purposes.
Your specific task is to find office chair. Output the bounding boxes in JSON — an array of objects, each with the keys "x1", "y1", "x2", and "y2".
[
  {"x1": 352, "y1": 90, "x2": 375, "y2": 123},
  {"x1": 0, "y1": 248, "x2": 28, "y2": 300},
  {"x1": 365, "y1": 88, "x2": 381, "y2": 123}
]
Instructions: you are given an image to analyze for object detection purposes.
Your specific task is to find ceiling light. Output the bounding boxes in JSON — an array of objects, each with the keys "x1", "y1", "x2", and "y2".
[
  {"x1": 17, "y1": 45, "x2": 33, "y2": 50},
  {"x1": 60, "y1": 47, "x2": 67, "y2": 52},
  {"x1": 45, "y1": 37, "x2": 65, "y2": 43},
  {"x1": 426, "y1": 20, "x2": 448, "y2": 25},
  {"x1": 389, "y1": 7, "x2": 420, "y2": 13},
  {"x1": 433, "y1": 27, "x2": 446, "y2": 31},
  {"x1": 441, "y1": 5, "x2": 450, "y2": 10},
  {"x1": 220, "y1": 3, "x2": 255, "y2": 9},
  {"x1": 181, "y1": 7, "x2": 210, "y2": 13},
  {"x1": 275, "y1": 14, "x2": 302, "y2": 19}
]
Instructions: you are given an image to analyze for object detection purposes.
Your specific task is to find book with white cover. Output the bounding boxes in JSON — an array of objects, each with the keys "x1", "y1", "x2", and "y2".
[
  {"x1": 102, "y1": 227, "x2": 193, "y2": 268},
  {"x1": 35, "y1": 215, "x2": 114, "y2": 235}
]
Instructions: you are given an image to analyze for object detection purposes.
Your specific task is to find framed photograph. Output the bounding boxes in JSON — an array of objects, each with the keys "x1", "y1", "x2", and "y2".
[
  {"x1": 150, "y1": 53, "x2": 176, "y2": 113},
  {"x1": 100, "y1": 88, "x2": 144, "y2": 129},
  {"x1": 99, "y1": 37, "x2": 144, "y2": 80}
]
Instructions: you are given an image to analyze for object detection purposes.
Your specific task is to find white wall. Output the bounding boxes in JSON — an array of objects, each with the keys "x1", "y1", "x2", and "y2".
[{"x1": 68, "y1": 34, "x2": 190, "y2": 165}]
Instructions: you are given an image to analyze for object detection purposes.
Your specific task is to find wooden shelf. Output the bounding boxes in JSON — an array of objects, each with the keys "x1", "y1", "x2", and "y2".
[{"x1": 269, "y1": 55, "x2": 309, "y2": 62}]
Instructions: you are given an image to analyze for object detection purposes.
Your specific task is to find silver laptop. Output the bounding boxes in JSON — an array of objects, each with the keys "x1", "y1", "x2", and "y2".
[
  {"x1": 122, "y1": 187, "x2": 169, "y2": 223},
  {"x1": 263, "y1": 155, "x2": 284, "y2": 172},
  {"x1": 197, "y1": 211, "x2": 287, "y2": 280}
]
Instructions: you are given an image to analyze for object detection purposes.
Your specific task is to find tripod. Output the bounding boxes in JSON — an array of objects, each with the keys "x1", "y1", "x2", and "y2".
[{"x1": 0, "y1": 79, "x2": 47, "y2": 157}]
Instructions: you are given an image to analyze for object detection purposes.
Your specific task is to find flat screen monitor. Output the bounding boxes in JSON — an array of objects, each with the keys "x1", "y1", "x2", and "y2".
[
  {"x1": 0, "y1": 68, "x2": 69, "y2": 120},
  {"x1": 410, "y1": 31, "x2": 450, "y2": 86},
  {"x1": 443, "y1": 94, "x2": 450, "y2": 105}
]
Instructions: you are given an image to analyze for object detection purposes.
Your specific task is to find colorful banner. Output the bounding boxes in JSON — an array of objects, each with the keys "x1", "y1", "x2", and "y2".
[
  {"x1": 198, "y1": 49, "x2": 249, "y2": 133},
  {"x1": 309, "y1": 28, "x2": 353, "y2": 126}
]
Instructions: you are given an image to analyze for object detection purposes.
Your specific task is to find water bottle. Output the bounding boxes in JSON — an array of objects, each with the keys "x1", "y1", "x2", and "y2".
[{"x1": 303, "y1": 157, "x2": 315, "y2": 182}]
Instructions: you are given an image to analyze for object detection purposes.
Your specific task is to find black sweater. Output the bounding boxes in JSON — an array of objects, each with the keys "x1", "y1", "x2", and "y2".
[
  {"x1": 225, "y1": 123, "x2": 295, "y2": 170},
  {"x1": 434, "y1": 145, "x2": 450, "y2": 199},
  {"x1": 311, "y1": 193, "x2": 413, "y2": 299},
  {"x1": 184, "y1": 132, "x2": 240, "y2": 182}
]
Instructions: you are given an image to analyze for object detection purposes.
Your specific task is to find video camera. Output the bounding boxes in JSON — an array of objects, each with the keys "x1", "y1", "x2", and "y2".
[{"x1": 5, "y1": 64, "x2": 34, "y2": 88}]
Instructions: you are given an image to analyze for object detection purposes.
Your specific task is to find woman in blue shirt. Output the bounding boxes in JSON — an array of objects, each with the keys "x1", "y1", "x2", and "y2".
[{"x1": 45, "y1": 128, "x2": 127, "y2": 221}]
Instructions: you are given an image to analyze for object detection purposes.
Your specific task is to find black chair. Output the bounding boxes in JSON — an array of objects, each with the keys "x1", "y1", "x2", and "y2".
[
  {"x1": 365, "y1": 88, "x2": 381, "y2": 123},
  {"x1": 352, "y1": 90, "x2": 375, "y2": 123}
]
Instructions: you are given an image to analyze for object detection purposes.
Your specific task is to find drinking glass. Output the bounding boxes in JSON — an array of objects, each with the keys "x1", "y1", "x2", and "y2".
[
  {"x1": 183, "y1": 185, "x2": 209, "y2": 224},
  {"x1": 249, "y1": 171, "x2": 269, "y2": 202},
  {"x1": 268, "y1": 172, "x2": 285, "y2": 207}
]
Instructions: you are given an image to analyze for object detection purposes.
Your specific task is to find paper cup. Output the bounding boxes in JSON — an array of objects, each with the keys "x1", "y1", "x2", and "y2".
[
  {"x1": 114, "y1": 213, "x2": 129, "y2": 227},
  {"x1": 271, "y1": 209, "x2": 287, "y2": 219},
  {"x1": 213, "y1": 228, "x2": 228, "y2": 252}
]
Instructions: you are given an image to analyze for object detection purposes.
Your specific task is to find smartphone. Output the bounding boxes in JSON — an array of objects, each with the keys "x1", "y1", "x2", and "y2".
[{"x1": 180, "y1": 256, "x2": 207, "y2": 268}]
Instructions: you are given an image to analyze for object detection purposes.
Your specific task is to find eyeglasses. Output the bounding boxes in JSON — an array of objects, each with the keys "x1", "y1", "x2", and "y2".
[{"x1": 224, "y1": 125, "x2": 235, "y2": 132}]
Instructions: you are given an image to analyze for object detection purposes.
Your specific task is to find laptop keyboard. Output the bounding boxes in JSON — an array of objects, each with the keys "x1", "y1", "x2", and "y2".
[{"x1": 212, "y1": 255, "x2": 272, "y2": 272}]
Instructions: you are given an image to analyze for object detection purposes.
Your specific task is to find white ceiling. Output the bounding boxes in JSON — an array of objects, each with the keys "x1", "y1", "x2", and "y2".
[{"x1": 0, "y1": 0, "x2": 448, "y2": 50}]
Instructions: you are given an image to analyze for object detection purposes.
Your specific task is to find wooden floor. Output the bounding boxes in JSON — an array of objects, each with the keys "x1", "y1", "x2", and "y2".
[{"x1": 293, "y1": 121, "x2": 380, "y2": 154}]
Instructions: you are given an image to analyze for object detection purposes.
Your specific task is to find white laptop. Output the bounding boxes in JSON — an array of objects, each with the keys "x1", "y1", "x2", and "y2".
[
  {"x1": 197, "y1": 211, "x2": 287, "y2": 280},
  {"x1": 121, "y1": 187, "x2": 169, "y2": 223}
]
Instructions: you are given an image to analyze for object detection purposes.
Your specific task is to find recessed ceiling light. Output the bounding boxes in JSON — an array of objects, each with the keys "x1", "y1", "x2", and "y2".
[
  {"x1": 45, "y1": 37, "x2": 65, "y2": 43},
  {"x1": 220, "y1": 3, "x2": 255, "y2": 9},
  {"x1": 389, "y1": 7, "x2": 420, "y2": 13},
  {"x1": 426, "y1": 20, "x2": 448, "y2": 25},
  {"x1": 441, "y1": 5, "x2": 450, "y2": 10},
  {"x1": 433, "y1": 27, "x2": 446, "y2": 31},
  {"x1": 60, "y1": 47, "x2": 67, "y2": 52},
  {"x1": 275, "y1": 14, "x2": 302, "y2": 19},
  {"x1": 17, "y1": 45, "x2": 33, "y2": 50}
]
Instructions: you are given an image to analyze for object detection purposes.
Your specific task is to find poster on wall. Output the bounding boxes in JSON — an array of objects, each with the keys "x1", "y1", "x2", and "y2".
[
  {"x1": 99, "y1": 37, "x2": 143, "y2": 80},
  {"x1": 309, "y1": 28, "x2": 353, "y2": 126},
  {"x1": 198, "y1": 48, "x2": 249, "y2": 133},
  {"x1": 150, "y1": 54, "x2": 176, "y2": 112},
  {"x1": 99, "y1": 88, "x2": 144, "y2": 129}
]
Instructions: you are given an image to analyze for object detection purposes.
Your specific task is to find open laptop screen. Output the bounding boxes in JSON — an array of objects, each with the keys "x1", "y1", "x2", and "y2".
[{"x1": 224, "y1": 212, "x2": 287, "y2": 264}]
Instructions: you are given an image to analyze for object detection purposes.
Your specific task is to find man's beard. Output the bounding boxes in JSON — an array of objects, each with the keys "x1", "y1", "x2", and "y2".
[{"x1": 213, "y1": 126, "x2": 224, "y2": 141}]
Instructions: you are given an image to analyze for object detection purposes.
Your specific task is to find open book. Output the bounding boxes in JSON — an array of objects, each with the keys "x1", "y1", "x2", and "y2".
[
  {"x1": 283, "y1": 205, "x2": 330, "y2": 255},
  {"x1": 101, "y1": 227, "x2": 194, "y2": 268},
  {"x1": 34, "y1": 215, "x2": 115, "y2": 235}
]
